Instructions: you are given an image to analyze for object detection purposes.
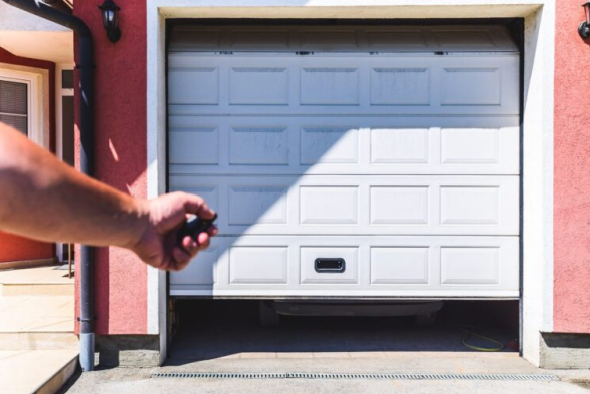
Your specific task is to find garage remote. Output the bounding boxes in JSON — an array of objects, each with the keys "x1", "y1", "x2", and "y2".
[{"x1": 177, "y1": 213, "x2": 218, "y2": 243}]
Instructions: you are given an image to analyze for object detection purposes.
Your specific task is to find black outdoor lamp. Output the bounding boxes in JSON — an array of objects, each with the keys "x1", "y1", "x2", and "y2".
[
  {"x1": 99, "y1": 0, "x2": 121, "y2": 43},
  {"x1": 579, "y1": 1, "x2": 590, "y2": 39}
]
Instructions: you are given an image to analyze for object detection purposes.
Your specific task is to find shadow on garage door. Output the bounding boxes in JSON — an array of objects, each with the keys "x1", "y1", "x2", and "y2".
[{"x1": 166, "y1": 300, "x2": 519, "y2": 365}]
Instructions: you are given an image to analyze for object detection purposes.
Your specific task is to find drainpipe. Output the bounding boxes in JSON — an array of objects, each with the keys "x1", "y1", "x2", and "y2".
[{"x1": 2, "y1": 0, "x2": 96, "y2": 372}]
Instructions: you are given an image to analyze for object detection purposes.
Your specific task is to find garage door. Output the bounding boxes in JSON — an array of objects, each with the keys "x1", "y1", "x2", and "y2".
[{"x1": 167, "y1": 24, "x2": 520, "y2": 298}]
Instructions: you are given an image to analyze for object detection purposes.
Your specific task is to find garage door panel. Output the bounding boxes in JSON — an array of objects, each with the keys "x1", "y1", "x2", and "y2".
[
  {"x1": 370, "y1": 127, "x2": 430, "y2": 164},
  {"x1": 300, "y1": 186, "x2": 359, "y2": 225},
  {"x1": 170, "y1": 175, "x2": 519, "y2": 235},
  {"x1": 168, "y1": 26, "x2": 520, "y2": 299},
  {"x1": 229, "y1": 247, "x2": 289, "y2": 284},
  {"x1": 170, "y1": 236, "x2": 519, "y2": 297},
  {"x1": 370, "y1": 186, "x2": 430, "y2": 225},
  {"x1": 168, "y1": 66, "x2": 219, "y2": 105},
  {"x1": 301, "y1": 126, "x2": 360, "y2": 164},
  {"x1": 229, "y1": 186, "x2": 288, "y2": 225},
  {"x1": 168, "y1": 54, "x2": 518, "y2": 116},
  {"x1": 371, "y1": 67, "x2": 430, "y2": 105},
  {"x1": 170, "y1": 245, "x2": 218, "y2": 286},
  {"x1": 440, "y1": 67, "x2": 501, "y2": 106},
  {"x1": 370, "y1": 247, "x2": 430, "y2": 285},
  {"x1": 169, "y1": 127, "x2": 219, "y2": 164},
  {"x1": 440, "y1": 247, "x2": 500, "y2": 285},
  {"x1": 301, "y1": 67, "x2": 360, "y2": 105},
  {"x1": 169, "y1": 116, "x2": 519, "y2": 175},
  {"x1": 228, "y1": 126, "x2": 289, "y2": 165},
  {"x1": 229, "y1": 67, "x2": 290, "y2": 105}
]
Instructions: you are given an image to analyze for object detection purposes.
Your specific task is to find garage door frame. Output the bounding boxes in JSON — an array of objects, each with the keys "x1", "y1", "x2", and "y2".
[{"x1": 147, "y1": 1, "x2": 555, "y2": 368}]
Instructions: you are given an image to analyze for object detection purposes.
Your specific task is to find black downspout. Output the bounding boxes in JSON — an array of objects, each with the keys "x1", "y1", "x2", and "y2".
[{"x1": 2, "y1": 0, "x2": 96, "y2": 371}]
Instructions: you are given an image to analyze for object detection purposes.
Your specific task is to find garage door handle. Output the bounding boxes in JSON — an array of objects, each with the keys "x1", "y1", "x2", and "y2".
[{"x1": 315, "y1": 258, "x2": 346, "y2": 273}]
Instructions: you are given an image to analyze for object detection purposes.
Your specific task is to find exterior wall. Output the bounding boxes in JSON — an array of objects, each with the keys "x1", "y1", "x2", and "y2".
[
  {"x1": 73, "y1": 0, "x2": 148, "y2": 335},
  {"x1": 0, "y1": 47, "x2": 55, "y2": 265},
  {"x1": 0, "y1": 231, "x2": 53, "y2": 264},
  {"x1": 66, "y1": 0, "x2": 563, "y2": 366},
  {"x1": 553, "y1": 1, "x2": 590, "y2": 334}
]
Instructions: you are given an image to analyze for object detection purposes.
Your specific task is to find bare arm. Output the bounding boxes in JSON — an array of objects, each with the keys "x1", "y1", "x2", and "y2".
[{"x1": 0, "y1": 123, "x2": 217, "y2": 271}]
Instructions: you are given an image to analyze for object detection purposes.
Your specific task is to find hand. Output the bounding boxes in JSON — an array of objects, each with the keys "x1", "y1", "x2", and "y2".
[{"x1": 131, "y1": 192, "x2": 218, "y2": 271}]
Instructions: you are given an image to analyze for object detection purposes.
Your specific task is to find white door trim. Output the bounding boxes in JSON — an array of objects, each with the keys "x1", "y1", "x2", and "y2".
[
  {"x1": 147, "y1": 0, "x2": 554, "y2": 367},
  {"x1": 56, "y1": 64, "x2": 74, "y2": 162},
  {"x1": 55, "y1": 64, "x2": 74, "y2": 264}
]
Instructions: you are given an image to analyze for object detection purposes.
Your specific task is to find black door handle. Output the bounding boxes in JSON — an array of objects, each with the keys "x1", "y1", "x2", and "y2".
[{"x1": 315, "y1": 258, "x2": 346, "y2": 273}]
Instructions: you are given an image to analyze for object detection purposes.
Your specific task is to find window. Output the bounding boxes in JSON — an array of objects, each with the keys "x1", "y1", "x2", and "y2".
[
  {"x1": 0, "y1": 79, "x2": 28, "y2": 135},
  {"x1": 61, "y1": 69, "x2": 73, "y2": 89},
  {"x1": 57, "y1": 66, "x2": 74, "y2": 166},
  {"x1": 0, "y1": 68, "x2": 42, "y2": 146}
]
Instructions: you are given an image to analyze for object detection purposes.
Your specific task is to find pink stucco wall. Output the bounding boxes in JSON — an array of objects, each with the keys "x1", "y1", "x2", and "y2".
[
  {"x1": 73, "y1": 0, "x2": 148, "y2": 335},
  {"x1": 554, "y1": 2, "x2": 590, "y2": 333}
]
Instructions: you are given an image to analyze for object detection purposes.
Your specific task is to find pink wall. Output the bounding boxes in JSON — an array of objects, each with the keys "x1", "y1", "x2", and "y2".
[
  {"x1": 0, "y1": 231, "x2": 53, "y2": 264},
  {"x1": 554, "y1": 2, "x2": 590, "y2": 333},
  {"x1": 73, "y1": 0, "x2": 147, "y2": 335},
  {"x1": 0, "y1": 47, "x2": 56, "y2": 264}
]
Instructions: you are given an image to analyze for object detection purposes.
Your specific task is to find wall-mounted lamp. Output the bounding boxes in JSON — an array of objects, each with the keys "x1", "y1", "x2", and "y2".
[
  {"x1": 99, "y1": 0, "x2": 121, "y2": 43},
  {"x1": 579, "y1": 2, "x2": 590, "y2": 39}
]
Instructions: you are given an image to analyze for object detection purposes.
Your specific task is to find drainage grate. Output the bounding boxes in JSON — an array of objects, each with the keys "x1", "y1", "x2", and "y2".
[{"x1": 152, "y1": 372, "x2": 559, "y2": 381}]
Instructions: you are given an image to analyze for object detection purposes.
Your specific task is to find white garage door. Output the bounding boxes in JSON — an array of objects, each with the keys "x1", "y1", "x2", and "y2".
[{"x1": 167, "y1": 25, "x2": 520, "y2": 298}]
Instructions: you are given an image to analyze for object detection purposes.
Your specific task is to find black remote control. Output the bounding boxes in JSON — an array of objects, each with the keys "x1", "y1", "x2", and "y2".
[{"x1": 177, "y1": 213, "x2": 218, "y2": 243}]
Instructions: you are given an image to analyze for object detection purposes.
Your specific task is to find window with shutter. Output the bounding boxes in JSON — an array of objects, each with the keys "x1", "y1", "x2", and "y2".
[{"x1": 0, "y1": 79, "x2": 28, "y2": 135}]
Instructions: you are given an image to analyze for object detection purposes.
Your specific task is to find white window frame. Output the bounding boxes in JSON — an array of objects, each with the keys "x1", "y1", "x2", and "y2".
[
  {"x1": 0, "y1": 68, "x2": 43, "y2": 147},
  {"x1": 56, "y1": 64, "x2": 74, "y2": 162},
  {"x1": 55, "y1": 64, "x2": 75, "y2": 264}
]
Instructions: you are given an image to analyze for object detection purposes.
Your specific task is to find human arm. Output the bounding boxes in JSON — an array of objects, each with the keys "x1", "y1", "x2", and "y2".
[{"x1": 0, "y1": 123, "x2": 217, "y2": 271}]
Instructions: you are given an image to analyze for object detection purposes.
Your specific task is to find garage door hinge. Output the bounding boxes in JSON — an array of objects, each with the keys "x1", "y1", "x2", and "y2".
[
  {"x1": 296, "y1": 51, "x2": 314, "y2": 56},
  {"x1": 218, "y1": 51, "x2": 233, "y2": 55}
]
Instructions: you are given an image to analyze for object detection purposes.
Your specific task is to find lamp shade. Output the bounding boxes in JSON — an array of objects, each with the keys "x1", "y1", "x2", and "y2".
[{"x1": 99, "y1": 0, "x2": 120, "y2": 29}]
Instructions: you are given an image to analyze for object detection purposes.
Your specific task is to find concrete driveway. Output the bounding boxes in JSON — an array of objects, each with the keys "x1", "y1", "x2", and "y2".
[
  {"x1": 59, "y1": 353, "x2": 590, "y2": 394},
  {"x1": 58, "y1": 301, "x2": 590, "y2": 393}
]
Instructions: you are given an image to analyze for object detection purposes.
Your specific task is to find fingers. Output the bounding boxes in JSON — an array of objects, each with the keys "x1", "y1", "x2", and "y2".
[
  {"x1": 181, "y1": 193, "x2": 216, "y2": 220},
  {"x1": 181, "y1": 235, "x2": 198, "y2": 254},
  {"x1": 169, "y1": 231, "x2": 213, "y2": 272},
  {"x1": 196, "y1": 232, "x2": 209, "y2": 247},
  {"x1": 181, "y1": 231, "x2": 213, "y2": 253},
  {"x1": 171, "y1": 236, "x2": 211, "y2": 271}
]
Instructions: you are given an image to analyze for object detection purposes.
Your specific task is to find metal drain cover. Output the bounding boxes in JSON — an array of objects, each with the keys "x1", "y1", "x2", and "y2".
[{"x1": 152, "y1": 372, "x2": 559, "y2": 381}]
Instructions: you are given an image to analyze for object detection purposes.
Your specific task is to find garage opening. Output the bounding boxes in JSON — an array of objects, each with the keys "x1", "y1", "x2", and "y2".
[{"x1": 166, "y1": 20, "x2": 522, "y2": 361}]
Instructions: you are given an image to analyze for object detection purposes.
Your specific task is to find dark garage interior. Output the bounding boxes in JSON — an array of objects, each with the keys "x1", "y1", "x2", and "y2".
[{"x1": 167, "y1": 300, "x2": 520, "y2": 364}]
